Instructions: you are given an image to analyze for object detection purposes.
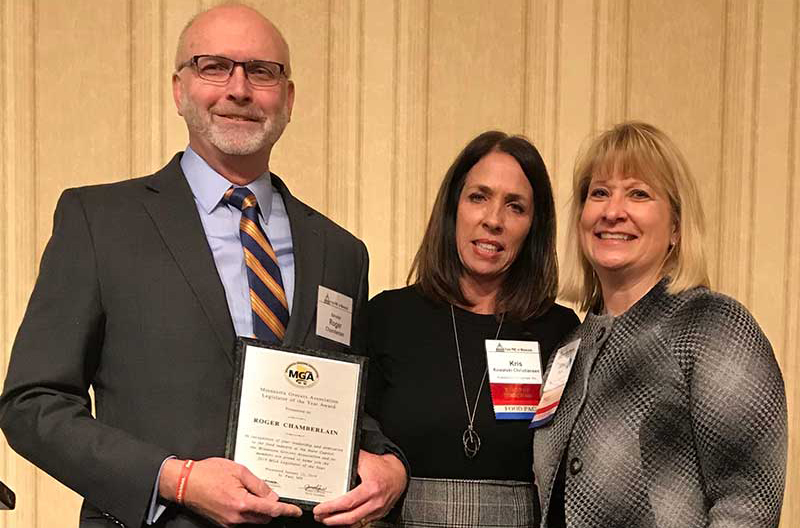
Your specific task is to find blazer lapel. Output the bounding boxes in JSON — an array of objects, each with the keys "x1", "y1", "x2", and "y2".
[
  {"x1": 141, "y1": 154, "x2": 236, "y2": 364},
  {"x1": 537, "y1": 318, "x2": 607, "y2": 509},
  {"x1": 272, "y1": 174, "x2": 323, "y2": 348}
]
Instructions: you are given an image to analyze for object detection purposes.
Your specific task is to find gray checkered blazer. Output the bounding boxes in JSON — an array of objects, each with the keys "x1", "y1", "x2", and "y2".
[{"x1": 533, "y1": 281, "x2": 787, "y2": 528}]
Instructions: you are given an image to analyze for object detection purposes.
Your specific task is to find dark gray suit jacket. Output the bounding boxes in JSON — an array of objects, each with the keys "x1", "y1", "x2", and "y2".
[{"x1": 0, "y1": 154, "x2": 400, "y2": 527}]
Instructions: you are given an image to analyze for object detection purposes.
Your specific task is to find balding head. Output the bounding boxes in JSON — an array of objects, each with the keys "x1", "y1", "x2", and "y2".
[
  {"x1": 171, "y1": 2, "x2": 295, "y2": 182},
  {"x1": 174, "y1": 3, "x2": 291, "y2": 76}
]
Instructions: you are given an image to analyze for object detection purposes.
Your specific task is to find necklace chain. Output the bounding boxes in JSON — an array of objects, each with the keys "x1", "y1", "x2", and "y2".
[{"x1": 450, "y1": 304, "x2": 504, "y2": 459}]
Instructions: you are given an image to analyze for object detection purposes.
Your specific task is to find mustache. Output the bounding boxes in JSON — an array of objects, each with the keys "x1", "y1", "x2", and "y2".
[{"x1": 211, "y1": 106, "x2": 265, "y2": 121}]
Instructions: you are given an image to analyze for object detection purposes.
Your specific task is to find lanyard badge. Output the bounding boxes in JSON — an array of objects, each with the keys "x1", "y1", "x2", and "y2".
[
  {"x1": 529, "y1": 339, "x2": 580, "y2": 428},
  {"x1": 485, "y1": 340, "x2": 543, "y2": 420}
]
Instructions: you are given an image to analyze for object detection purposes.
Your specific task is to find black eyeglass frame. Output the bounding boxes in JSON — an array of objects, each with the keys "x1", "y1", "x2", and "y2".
[{"x1": 177, "y1": 55, "x2": 288, "y2": 87}]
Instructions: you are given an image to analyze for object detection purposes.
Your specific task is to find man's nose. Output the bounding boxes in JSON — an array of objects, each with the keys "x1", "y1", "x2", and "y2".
[{"x1": 226, "y1": 64, "x2": 253, "y2": 102}]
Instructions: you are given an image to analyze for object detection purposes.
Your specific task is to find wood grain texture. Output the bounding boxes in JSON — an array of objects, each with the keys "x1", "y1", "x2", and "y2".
[
  {"x1": 0, "y1": 0, "x2": 798, "y2": 525},
  {"x1": 1, "y1": 1, "x2": 37, "y2": 526},
  {"x1": 327, "y1": 0, "x2": 363, "y2": 234},
  {"x1": 523, "y1": 0, "x2": 560, "y2": 187},
  {"x1": 392, "y1": 0, "x2": 429, "y2": 287},
  {"x1": 131, "y1": 0, "x2": 166, "y2": 178},
  {"x1": 717, "y1": 0, "x2": 761, "y2": 302},
  {"x1": 591, "y1": 0, "x2": 629, "y2": 130},
  {"x1": 360, "y1": 0, "x2": 398, "y2": 294},
  {"x1": 781, "y1": 1, "x2": 800, "y2": 523}
]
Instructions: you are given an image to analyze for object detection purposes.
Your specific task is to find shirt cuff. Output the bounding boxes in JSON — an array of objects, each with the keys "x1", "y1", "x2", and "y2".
[{"x1": 145, "y1": 455, "x2": 176, "y2": 525}]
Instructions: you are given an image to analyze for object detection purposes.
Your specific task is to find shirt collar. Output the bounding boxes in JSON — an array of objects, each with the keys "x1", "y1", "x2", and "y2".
[{"x1": 181, "y1": 146, "x2": 274, "y2": 222}]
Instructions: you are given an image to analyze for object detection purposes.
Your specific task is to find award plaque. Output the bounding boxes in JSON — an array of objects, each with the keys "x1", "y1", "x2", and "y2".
[{"x1": 225, "y1": 338, "x2": 366, "y2": 509}]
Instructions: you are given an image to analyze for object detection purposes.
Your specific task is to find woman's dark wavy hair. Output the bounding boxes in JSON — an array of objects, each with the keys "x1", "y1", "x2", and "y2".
[{"x1": 407, "y1": 130, "x2": 559, "y2": 320}]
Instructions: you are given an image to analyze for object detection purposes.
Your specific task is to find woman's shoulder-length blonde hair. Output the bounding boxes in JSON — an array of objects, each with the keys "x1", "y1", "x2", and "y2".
[{"x1": 561, "y1": 121, "x2": 710, "y2": 311}]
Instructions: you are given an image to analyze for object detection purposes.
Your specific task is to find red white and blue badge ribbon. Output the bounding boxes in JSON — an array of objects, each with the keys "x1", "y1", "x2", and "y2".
[{"x1": 485, "y1": 340, "x2": 542, "y2": 420}]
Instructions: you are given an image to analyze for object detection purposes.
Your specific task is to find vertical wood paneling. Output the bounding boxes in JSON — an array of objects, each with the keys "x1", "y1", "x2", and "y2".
[
  {"x1": 781, "y1": 1, "x2": 800, "y2": 523},
  {"x1": 524, "y1": 0, "x2": 560, "y2": 177},
  {"x1": 628, "y1": 0, "x2": 726, "y2": 292},
  {"x1": 131, "y1": 0, "x2": 165, "y2": 178},
  {"x1": 258, "y1": 0, "x2": 329, "y2": 213},
  {"x1": 554, "y1": 0, "x2": 594, "y2": 216},
  {"x1": 360, "y1": 0, "x2": 398, "y2": 295},
  {"x1": 716, "y1": 0, "x2": 761, "y2": 302},
  {"x1": 161, "y1": 0, "x2": 202, "y2": 162},
  {"x1": 751, "y1": 0, "x2": 794, "y2": 361},
  {"x1": 392, "y1": 0, "x2": 429, "y2": 287},
  {"x1": 592, "y1": 0, "x2": 630, "y2": 130},
  {"x1": 34, "y1": 1, "x2": 132, "y2": 257},
  {"x1": 427, "y1": 0, "x2": 526, "y2": 206},
  {"x1": 327, "y1": 0, "x2": 363, "y2": 234},
  {"x1": 1, "y1": 1, "x2": 37, "y2": 526}
]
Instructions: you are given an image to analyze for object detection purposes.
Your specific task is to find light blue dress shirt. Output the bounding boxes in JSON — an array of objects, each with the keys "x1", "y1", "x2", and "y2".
[
  {"x1": 180, "y1": 147, "x2": 295, "y2": 327},
  {"x1": 146, "y1": 147, "x2": 295, "y2": 523}
]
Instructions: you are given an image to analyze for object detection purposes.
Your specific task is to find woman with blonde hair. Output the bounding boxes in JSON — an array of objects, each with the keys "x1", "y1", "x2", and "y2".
[{"x1": 532, "y1": 121, "x2": 786, "y2": 528}]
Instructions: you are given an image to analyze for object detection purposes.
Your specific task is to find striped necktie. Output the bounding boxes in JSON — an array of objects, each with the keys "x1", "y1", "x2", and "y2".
[{"x1": 224, "y1": 186, "x2": 290, "y2": 343}]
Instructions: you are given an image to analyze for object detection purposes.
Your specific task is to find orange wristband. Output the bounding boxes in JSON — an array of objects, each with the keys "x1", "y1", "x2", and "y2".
[{"x1": 175, "y1": 459, "x2": 195, "y2": 505}]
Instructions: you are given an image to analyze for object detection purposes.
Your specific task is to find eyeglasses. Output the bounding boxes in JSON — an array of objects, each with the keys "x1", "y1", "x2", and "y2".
[{"x1": 177, "y1": 55, "x2": 287, "y2": 87}]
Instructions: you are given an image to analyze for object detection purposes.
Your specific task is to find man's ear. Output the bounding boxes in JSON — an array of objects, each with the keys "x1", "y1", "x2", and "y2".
[
  {"x1": 285, "y1": 80, "x2": 295, "y2": 122},
  {"x1": 172, "y1": 73, "x2": 184, "y2": 116}
]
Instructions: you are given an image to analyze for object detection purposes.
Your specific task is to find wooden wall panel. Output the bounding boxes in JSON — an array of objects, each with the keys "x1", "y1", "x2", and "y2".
[
  {"x1": 751, "y1": 0, "x2": 793, "y2": 352},
  {"x1": 360, "y1": 0, "x2": 398, "y2": 294},
  {"x1": 1, "y1": 0, "x2": 798, "y2": 525},
  {"x1": 1, "y1": 2, "x2": 38, "y2": 527},
  {"x1": 523, "y1": 0, "x2": 560, "y2": 164},
  {"x1": 34, "y1": 1, "x2": 132, "y2": 260},
  {"x1": 717, "y1": 0, "x2": 761, "y2": 301},
  {"x1": 262, "y1": 0, "x2": 330, "y2": 215},
  {"x1": 391, "y1": 0, "x2": 430, "y2": 288},
  {"x1": 132, "y1": 0, "x2": 167, "y2": 178},
  {"x1": 162, "y1": 0, "x2": 202, "y2": 163},
  {"x1": 327, "y1": 0, "x2": 363, "y2": 234},
  {"x1": 628, "y1": 0, "x2": 726, "y2": 286},
  {"x1": 427, "y1": 0, "x2": 526, "y2": 207},
  {"x1": 553, "y1": 0, "x2": 594, "y2": 254},
  {"x1": 0, "y1": 9, "x2": 6, "y2": 525},
  {"x1": 780, "y1": 0, "x2": 800, "y2": 522}
]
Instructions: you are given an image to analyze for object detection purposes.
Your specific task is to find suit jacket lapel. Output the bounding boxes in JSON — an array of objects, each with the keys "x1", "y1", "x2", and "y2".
[
  {"x1": 141, "y1": 154, "x2": 236, "y2": 364},
  {"x1": 272, "y1": 174, "x2": 323, "y2": 348}
]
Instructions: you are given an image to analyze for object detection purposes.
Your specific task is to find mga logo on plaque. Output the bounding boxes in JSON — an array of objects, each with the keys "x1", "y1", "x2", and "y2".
[{"x1": 285, "y1": 362, "x2": 319, "y2": 388}]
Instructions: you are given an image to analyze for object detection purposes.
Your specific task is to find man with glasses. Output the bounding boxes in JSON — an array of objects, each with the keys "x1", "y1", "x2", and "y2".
[{"x1": 0, "y1": 4, "x2": 406, "y2": 527}]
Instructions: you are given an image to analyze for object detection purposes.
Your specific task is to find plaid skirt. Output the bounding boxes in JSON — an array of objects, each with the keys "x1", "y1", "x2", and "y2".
[{"x1": 371, "y1": 477, "x2": 538, "y2": 528}]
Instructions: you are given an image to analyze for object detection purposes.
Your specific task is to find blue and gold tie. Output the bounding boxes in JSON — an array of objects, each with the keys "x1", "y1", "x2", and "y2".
[{"x1": 224, "y1": 187, "x2": 289, "y2": 343}]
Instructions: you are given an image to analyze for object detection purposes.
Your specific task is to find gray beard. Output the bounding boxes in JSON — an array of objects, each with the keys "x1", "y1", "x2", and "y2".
[{"x1": 180, "y1": 95, "x2": 289, "y2": 156}]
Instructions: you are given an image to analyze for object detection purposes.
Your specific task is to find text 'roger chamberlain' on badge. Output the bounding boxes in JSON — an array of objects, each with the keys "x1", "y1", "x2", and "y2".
[
  {"x1": 316, "y1": 285, "x2": 353, "y2": 346},
  {"x1": 485, "y1": 340, "x2": 542, "y2": 420}
]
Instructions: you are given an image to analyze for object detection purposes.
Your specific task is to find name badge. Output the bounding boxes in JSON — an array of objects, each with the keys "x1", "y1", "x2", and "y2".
[
  {"x1": 316, "y1": 286, "x2": 353, "y2": 346},
  {"x1": 529, "y1": 339, "x2": 580, "y2": 428},
  {"x1": 485, "y1": 340, "x2": 542, "y2": 420}
]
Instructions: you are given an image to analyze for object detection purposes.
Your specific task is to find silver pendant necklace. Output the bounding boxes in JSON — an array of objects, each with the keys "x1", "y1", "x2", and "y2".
[{"x1": 450, "y1": 304, "x2": 504, "y2": 459}]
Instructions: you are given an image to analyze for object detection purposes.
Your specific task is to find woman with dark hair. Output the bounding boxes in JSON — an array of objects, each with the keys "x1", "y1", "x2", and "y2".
[{"x1": 368, "y1": 131, "x2": 579, "y2": 527}]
